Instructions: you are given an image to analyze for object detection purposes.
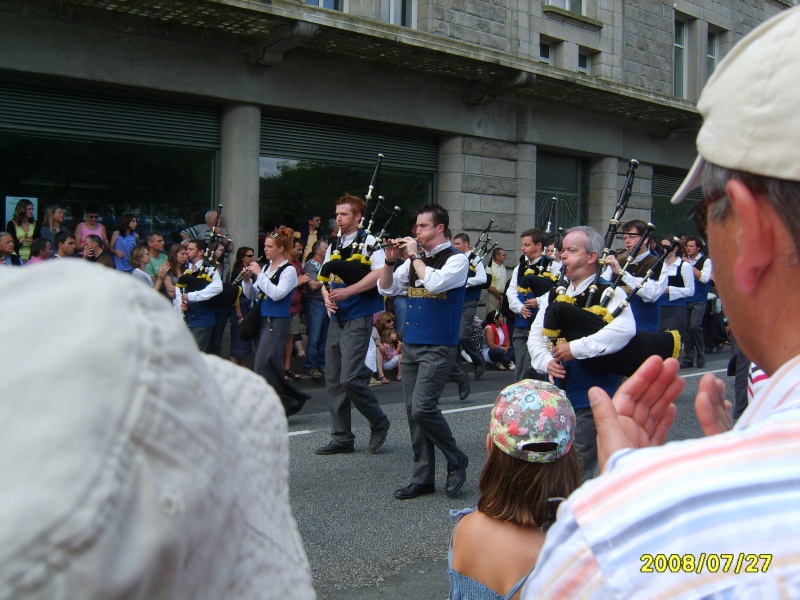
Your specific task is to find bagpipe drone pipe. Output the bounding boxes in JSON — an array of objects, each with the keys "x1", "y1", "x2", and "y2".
[
  {"x1": 177, "y1": 267, "x2": 241, "y2": 308},
  {"x1": 541, "y1": 298, "x2": 680, "y2": 377},
  {"x1": 316, "y1": 154, "x2": 400, "y2": 287}
]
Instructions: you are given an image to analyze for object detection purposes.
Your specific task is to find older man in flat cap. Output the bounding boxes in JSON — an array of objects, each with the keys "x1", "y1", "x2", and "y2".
[{"x1": 523, "y1": 7, "x2": 800, "y2": 598}]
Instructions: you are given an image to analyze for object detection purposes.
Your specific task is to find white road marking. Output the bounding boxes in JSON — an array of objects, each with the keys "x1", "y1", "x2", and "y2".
[
  {"x1": 289, "y1": 429, "x2": 315, "y2": 436},
  {"x1": 443, "y1": 403, "x2": 494, "y2": 414},
  {"x1": 682, "y1": 368, "x2": 727, "y2": 379}
]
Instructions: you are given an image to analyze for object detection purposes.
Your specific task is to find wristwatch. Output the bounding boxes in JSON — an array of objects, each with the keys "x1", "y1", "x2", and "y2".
[{"x1": 409, "y1": 253, "x2": 421, "y2": 261}]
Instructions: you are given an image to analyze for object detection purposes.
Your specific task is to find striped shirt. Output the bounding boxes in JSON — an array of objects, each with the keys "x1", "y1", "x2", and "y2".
[{"x1": 521, "y1": 354, "x2": 800, "y2": 599}]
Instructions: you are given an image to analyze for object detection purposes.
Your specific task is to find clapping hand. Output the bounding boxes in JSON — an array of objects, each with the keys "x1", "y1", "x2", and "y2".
[{"x1": 588, "y1": 356, "x2": 683, "y2": 472}]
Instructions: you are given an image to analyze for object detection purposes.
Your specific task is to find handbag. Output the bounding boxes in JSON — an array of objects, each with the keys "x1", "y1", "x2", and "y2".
[{"x1": 238, "y1": 294, "x2": 263, "y2": 341}]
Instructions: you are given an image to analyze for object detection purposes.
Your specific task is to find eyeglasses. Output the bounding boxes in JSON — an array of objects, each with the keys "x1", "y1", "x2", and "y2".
[
  {"x1": 386, "y1": 319, "x2": 394, "y2": 323},
  {"x1": 688, "y1": 190, "x2": 725, "y2": 238},
  {"x1": 87, "y1": 215, "x2": 99, "y2": 219},
  {"x1": 269, "y1": 232, "x2": 279, "y2": 239},
  {"x1": 621, "y1": 233, "x2": 642, "y2": 240},
  {"x1": 244, "y1": 253, "x2": 255, "y2": 258}
]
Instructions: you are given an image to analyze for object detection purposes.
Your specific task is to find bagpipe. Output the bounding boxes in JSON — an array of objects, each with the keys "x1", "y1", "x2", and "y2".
[
  {"x1": 317, "y1": 154, "x2": 401, "y2": 286},
  {"x1": 176, "y1": 204, "x2": 241, "y2": 308},
  {"x1": 540, "y1": 160, "x2": 680, "y2": 377},
  {"x1": 517, "y1": 196, "x2": 561, "y2": 301},
  {"x1": 465, "y1": 219, "x2": 495, "y2": 289}
]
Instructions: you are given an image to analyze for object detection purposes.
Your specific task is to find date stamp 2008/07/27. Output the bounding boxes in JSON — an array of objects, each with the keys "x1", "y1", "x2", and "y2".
[{"x1": 640, "y1": 553, "x2": 771, "y2": 574}]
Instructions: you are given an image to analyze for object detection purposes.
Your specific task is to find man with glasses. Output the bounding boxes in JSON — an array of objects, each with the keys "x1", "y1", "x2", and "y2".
[
  {"x1": 379, "y1": 205, "x2": 470, "y2": 499},
  {"x1": 523, "y1": 9, "x2": 800, "y2": 597},
  {"x1": 681, "y1": 236, "x2": 713, "y2": 368},
  {"x1": 601, "y1": 219, "x2": 668, "y2": 333}
]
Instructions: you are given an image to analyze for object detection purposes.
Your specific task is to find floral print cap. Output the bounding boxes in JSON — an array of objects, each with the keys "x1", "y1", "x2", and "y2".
[{"x1": 490, "y1": 379, "x2": 576, "y2": 463}]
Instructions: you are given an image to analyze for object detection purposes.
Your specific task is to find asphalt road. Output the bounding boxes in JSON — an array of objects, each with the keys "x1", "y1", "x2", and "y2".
[{"x1": 286, "y1": 347, "x2": 734, "y2": 599}]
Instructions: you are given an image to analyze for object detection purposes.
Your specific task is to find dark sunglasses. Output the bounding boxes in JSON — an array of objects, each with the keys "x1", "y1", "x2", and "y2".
[
  {"x1": 386, "y1": 319, "x2": 394, "y2": 323},
  {"x1": 687, "y1": 190, "x2": 725, "y2": 238},
  {"x1": 269, "y1": 232, "x2": 280, "y2": 239},
  {"x1": 244, "y1": 253, "x2": 255, "y2": 258}
]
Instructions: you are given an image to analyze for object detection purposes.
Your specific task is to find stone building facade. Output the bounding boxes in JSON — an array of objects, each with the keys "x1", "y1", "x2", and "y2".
[{"x1": 0, "y1": 0, "x2": 794, "y2": 259}]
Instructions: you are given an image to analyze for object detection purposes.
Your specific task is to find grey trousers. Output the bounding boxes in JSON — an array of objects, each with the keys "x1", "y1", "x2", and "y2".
[
  {"x1": 574, "y1": 407, "x2": 598, "y2": 483},
  {"x1": 402, "y1": 344, "x2": 466, "y2": 484},
  {"x1": 190, "y1": 326, "x2": 213, "y2": 354},
  {"x1": 458, "y1": 299, "x2": 482, "y2": 365},
  {"x1": 325, "y1": 315, "x2": 389, "y2": 445},
  {"x1": 684, "y1": 301, "x2": 707, "y2": 365},
  {"x1": 512, "y1": 327, "x2": 545, "y2": 382},
  {"x1": 512, "y1": 327, "x2": 531, "y2": 381},
  {"x1": 254, "y1": 316, "x2": 309, "y2": 415}
]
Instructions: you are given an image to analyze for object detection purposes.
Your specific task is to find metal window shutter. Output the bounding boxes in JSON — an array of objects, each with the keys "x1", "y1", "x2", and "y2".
[
  {"x1": 0, "y1": 83, "x2": 220, "y2": 148},
  {"x1": 261, "y1": 117, "x2": 438, "y2": 172},
  {"x1": 652, "y1": 170, "x2": 702, "y2": 203}
]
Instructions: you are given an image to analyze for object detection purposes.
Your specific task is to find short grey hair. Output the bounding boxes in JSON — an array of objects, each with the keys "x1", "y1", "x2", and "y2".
[
  {"x1": 565, "y1": 226, "x2": 603, "y2": 256},
  {"x1": 205, "y1": 210, "x2": 217, "y2": 222},
  {"x1": 702, "y1": 163, "x2": 800, "y2": 253}
]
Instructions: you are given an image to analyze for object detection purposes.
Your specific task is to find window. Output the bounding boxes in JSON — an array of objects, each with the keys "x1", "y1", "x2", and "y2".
[
  {"x1": 380, "y1": 0, "x2": 414, "y2": 27},
  {"x1": 578, "y1": 51, "x2": 591, "y2": 75},
  {"x1": 306, "y1": 0, "x2": 344, "y2": 10},
  {"x1": 674, "y1": 19, "x2": 687, "y2": 98},
  {"x1": 539, "y1": 42, "x2": 552, "y2": 65},
  {"x1": 0, "y1": 133, "x2": 214, "y2": 244},
  {"x1": 707, "y1": 31, "x2": 719, "y2": 80},
  {"x1": 547, "y1": 0, "x2": 584, "y2": 14}
]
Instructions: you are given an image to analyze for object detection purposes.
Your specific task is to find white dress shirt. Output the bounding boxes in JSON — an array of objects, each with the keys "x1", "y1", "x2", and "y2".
[{"x1": 527, "y1": 275, "x2": 636, "y2": 376}]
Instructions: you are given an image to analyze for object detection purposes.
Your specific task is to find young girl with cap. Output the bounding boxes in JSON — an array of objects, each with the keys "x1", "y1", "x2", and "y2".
[{"x1": 448, "y1": 379, "x2": 582, "y2": 600}]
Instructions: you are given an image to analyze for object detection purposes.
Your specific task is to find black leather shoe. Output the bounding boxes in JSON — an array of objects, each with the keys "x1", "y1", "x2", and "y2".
[
  {"x1": 394, "y1": 483, "x2": 435, "y2": 500},
  {"x1": 315, "y1": 441, "x2": 354, "y2": 455},
  {"x1": 459, "y1": 379, "x2": 471, "y2": 401},
  {"x1": 445, "y1": 455, "x2": 469, "y2": 496},
  {"x1": 474, "y1": 360, "x2": 485, "y2": 381},
  {"x1": 368, "y1": 420, "x2": 390, "y2": 454},
  {"x1": 681, "y1": 361, "x2": 693, "y2": 369},
  {"x1": 697, "y1": 359, "x2": 706, "y2": 368}
]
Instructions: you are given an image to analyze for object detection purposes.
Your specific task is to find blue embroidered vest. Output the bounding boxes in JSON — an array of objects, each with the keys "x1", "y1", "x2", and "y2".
[{"x1": 404, "y1": 247, "x2": 466, "y2": 346}]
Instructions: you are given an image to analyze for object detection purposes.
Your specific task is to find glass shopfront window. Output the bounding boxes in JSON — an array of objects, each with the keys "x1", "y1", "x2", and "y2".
[
  {"x1": 259, "y1": 157, "x2": 434, "y2": 240},
  {"x1": 1, "y1": 133, "x2": 215, "y2": 245}
]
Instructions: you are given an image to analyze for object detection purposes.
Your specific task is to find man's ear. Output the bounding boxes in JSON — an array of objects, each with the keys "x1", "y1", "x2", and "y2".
[{"x1": 725, "y1": 179, "x2": 774, "y2": 294}]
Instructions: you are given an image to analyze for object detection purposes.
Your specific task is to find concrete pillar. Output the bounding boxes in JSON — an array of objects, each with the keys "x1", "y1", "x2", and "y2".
[
  {"x1": 439, "y1": 135, "x2": 466, "y2": 232},
  {"x1": 220, "y1": 104, "x2": 261, "y2": 253},
  {"x1": 588, "y1": 156, "x2": 619, "y2": 234},
  {"x1": 588, "y1": 157, "x2": 653, "y2": 240},
  {"x1": 515, "y1": 142, "x2": 537, "y2": 240}
]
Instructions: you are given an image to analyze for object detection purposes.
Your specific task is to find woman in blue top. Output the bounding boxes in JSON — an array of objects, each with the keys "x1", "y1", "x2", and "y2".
[
  {"x1": 110, "y1": 213, "x2": 139, "y2": 272},
  {"x1": 241, "y1": 228, "x2": 311, "y2": 417},
  {"x1": 449, "y1": 380, "x2": 582, "y2": 600}
]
